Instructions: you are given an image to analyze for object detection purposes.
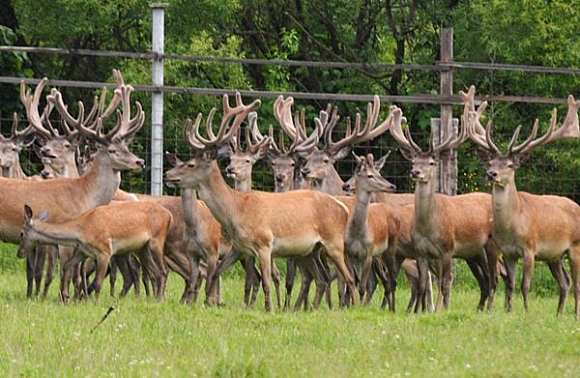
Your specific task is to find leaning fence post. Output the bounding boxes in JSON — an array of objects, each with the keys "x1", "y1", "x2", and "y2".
[{"x1": 150, "y1": 2, "x2": 169, "y2": 196}]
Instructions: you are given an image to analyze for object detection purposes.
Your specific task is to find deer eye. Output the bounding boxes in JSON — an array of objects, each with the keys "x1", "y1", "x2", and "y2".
[
  {"x1": 291, "y1": 162, "x2": 295, "y2": 167},
  {"x1": 245, "y1": 159, "x2": 251, "y2": 164},
  {"x1": 108, "y1": 149, "x2": 117, "y2": 154},
  {"x1": 187, "y1": 162, "x2": 196, "y2": 168},
  {"x1": 323, "y1": 157, "x2": 330, "y2": 163},
  {"x1": 507, "y1": 163, "x2": 515, "y2": 169},
  {"x1": 429, "y1": 161, "x2": 435, "y2": 166},
  {"x1": 367, "y1": 174, "x2": 374, "y2": 179}
]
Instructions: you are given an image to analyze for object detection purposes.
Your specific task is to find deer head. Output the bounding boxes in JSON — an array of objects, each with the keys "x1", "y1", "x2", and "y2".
[
  {"x1": 0, "y1": 113, "x2": 34, "y2": 177},
  {"x1": 264, "y1": 96, "x2": 308, "y2": 191},
  {"x1": 225, "y1": 111, "x2": 270, "y2": 186},
  {"x1": 389, "y1": 105, "x2": 468, "y2": 184},
  {"x1": 23, "y1": 70, "x2": 146, "y2": 172},
  {"x1": 164, "y1": 92, "x2": 262, "y2": 188},
  {"x1": 286, "y1": 96, "x2": 392, "y2": 186},
  {"x1": 342, "y1": 151, "x2": 391, "y2": 195},
  {"x1": 464, "y1": 86, "x2": 580, "y2": 188},
  {"x1": 18, "y1": 205, "x2": 49, "y2": 258},
  {"x1": 351, "y1": 152, "x2": 396, "y2": 195}
]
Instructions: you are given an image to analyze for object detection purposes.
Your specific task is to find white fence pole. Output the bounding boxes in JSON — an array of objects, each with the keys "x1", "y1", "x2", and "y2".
[{"x1": 149, "y1": 2, "x2": 168, "y2": 196}]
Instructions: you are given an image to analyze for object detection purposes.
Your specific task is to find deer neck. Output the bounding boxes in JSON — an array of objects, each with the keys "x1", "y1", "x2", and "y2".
[
  {"x1": 30, "y1": 220, "x2": 83, "y2": 248},
  {"x1": 196, "y1": 161, "x2": 242, "y2": 238},
  {"x1": 317, "y1": 167, "x2": 344, "y2": 195},
  {"x1": 79, "y1": 149, "x2": 121, "y2": 207},
  {"x1": 413, "y1": 176, "x2": 439, "y2": 231},
  {"x1": 350, "y1": 187, "x2": 372, "y2": 239},
  {"x1": 234, "y1": 175, "x2": 252, "y2": 193},
  {"x1": 491, "y1": 174, "x2": 521, "y2": 229},
  {"x1": 181, "y1": 187, "x2": 202, "y2": 229},
  {"x1": 3, "y1": 160, "x2": 26, "y2": 179}
]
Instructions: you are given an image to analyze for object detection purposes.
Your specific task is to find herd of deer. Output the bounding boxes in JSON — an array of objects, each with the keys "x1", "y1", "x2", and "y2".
[{"x1": 2, "y1": 70, "x2": 579, "y2": 317}]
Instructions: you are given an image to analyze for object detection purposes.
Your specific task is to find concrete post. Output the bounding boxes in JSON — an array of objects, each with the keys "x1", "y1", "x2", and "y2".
[{"x1": 149, "y1": 3, "x2": 168, "y2": 196}]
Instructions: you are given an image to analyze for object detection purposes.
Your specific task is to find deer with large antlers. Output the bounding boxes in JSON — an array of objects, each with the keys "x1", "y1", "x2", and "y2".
[
  {"x1": 0, "y1": 70, "x2": 145, "y2": 300},
  {"x1": 220, "y1": 112, "x2": 282, "y2": 308},
  {"x1": 164, "y1": 93, "x2": 358, "y2": 311},
  {"x1": 0, "y1": 112, "x2": 59, "y2": 299},
  {"x1": 466, "y1": 86, "x2": 580, "y2": 316},
  {"x1": 389, "y1": 103, "x2": 498, "y2": 312},
  {"x1": 262, "y1": 96, "x2": 334, "y2": 310}
]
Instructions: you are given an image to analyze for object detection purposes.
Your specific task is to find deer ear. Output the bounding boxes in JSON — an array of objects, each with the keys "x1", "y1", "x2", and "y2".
[
  {"x1": 332, "y1": 147, "x2": 351, "y2": 162},
  {"x1": 216, "y1": 144, "x2": 231, "y2": 160},
  {"x1": 24, "y1": 205, "x2": 33, "y2": 222},
  {"x1": 38, "y1": 210, "x2": 49, "y2": 222},
  {"x1": 474, "y1": 148, "x2": 492, "y2": 162},
  {"x1": 399, "y1": 147, "x2": 414, "y2": 162},
  {"x1": 514, "y1": 153, "x2": 530, "y2": 167},
  {"x1": 165, "y1": 152, "x2": 183, "y2": 167},
  {"x1": 374, "y1": 152, "x2": 390, "y2": 171}
]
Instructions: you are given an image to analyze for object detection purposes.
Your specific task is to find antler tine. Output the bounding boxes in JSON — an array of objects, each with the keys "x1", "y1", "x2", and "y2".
[
  {"x1": 546, "y1": 95, "x2": 580, "y2": 142},
  {"x1": 294, "y1": 117, "x2": 321, "y2": 153},
  {"x1": 483, "y1": 117, "x2": 502, "y2": 155},
  {"x1": 47, "y1": 89, "x2": 82, "y2": 134},
  {"x1": 431, "y1": 113, "x2": 470, "y2": 154},
  {"x1": 276, "y1": 96, "x2": 301, "y2": 141},
  {"x1": 325, "y1": 95, "x2": 389, "y2": 153},
  {"x1": 267, "y1": 125, "x2": 280, "y2": 153},
  {"x1": 246, "y1": 112, "x2": 269, "y2": 154},
  {"x1": 297, "y1": 107, "x2": 312, "y2": 140},
  {"x1": 184, "y1": 114, "x2": 205, "y2": 150},
  {"x1": 389, "y1": 106, "x2": 421, "y2": 154},
  {"x1": 460, "y1": 85, "x2": 488, "y2": 140},
  {"x1": 511, "y1": 112, "x2": 555, "y2": 155},
  {"x1": 188, "y1": 93, "x2": 261, "y2": 149},
  {"x1": 10, "y1": 112, "x2": 34, "y2": 142},
  {"x1": 20, "y1": 78, "x2": 54, "y2": 139}
]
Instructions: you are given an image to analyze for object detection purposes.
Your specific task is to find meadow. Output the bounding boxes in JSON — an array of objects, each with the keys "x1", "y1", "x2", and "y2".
[{"x1": 0, "y1": 242, "x2": 579, "y2": 377}]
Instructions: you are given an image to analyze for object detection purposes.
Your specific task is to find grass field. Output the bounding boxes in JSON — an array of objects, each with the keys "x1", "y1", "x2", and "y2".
[{"x1": 1, "y1": 246, "x2": 579, "y2": 377}]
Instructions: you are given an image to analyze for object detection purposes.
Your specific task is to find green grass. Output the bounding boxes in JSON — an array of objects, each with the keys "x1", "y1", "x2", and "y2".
[{"x1": 1, "y1": 248, "x2": 579, "y2": 377}]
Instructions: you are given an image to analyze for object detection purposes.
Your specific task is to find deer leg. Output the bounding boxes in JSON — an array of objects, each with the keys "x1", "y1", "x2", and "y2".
[
  {"x1": 26, "y1": 250, "x2": 36, "y2": 298},
  {"x1": 42, "y1": 246, "x2": 58, "y2": 299},
  {"x1": 124, "y1": 255, "x2": 142, "y2": 297},
  {"x1": 256, "y1": 250, "x2": 273, "y2": 312},
  {"x1": 441, "y1": 254, "x2": 454, "y2": 310},
  {"x1": 284, "y1": 258, "x2": 296, "y2": 310},
  {"x1": 466, "y1": 255, "x2": 489, "y2": 311},
  {"x1": 109, "y1": 257, "x2": 119, "y2": 297},
  {"x1": 204, "y1": 252, "x2": 219, "y2": 306},
  {"x1": 568, "y1": 246, "x2": 580, "y2": 320},
  {"x1": 148, "y1": 239, "x2": 168, "y2": 301},
  {"x1": 503, "y1": 257, "x2": 517, "y2": 312},
  {"x1": 324, "y1": 242, "x2": 358, "y2": 307},
  {"x1": 271, "y1": 262, "x2": 282, "y2": 310},
  {"x1": 33, "y1": 246, "x2": 47, "y2": 297},
  {"x1": 90, "y1": 253, "x2": 111, "y2": 299},
  {"x1": 521, "y1": 249, "x2": 535, "y2": 312},
  {"x1": 61, "y1": 252, "x2": 87, "y2": 303},
  {"x1": 547, "y1": 258, "x2": 570, "y2": 316},
  {"x1": 414, "y1": 258, "x2": 430, "y2": 313},
  {"x1": 293, "y1": 259, "x2": 313, "y2": 311},
  {"x1": 190, "y1": 256, "x2": 201, "y2": 304},
  {"x1": 484, "y1": 241, "x2": 499, "y2": 312},
  {"x1": 359, "y1": 255, "x2": 374, "y2": 305},
  {"x1": 372, "y1": 257, "x2": 392, "y2": 310}
]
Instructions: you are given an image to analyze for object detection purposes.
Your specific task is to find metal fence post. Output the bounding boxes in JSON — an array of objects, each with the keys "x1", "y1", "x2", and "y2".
[
  {"x1": 437, "y1": 27, "x2": 457, "y2": 195},
  {"x1": 150, "y1": 2, "x2": 168, "y2": 196}
]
